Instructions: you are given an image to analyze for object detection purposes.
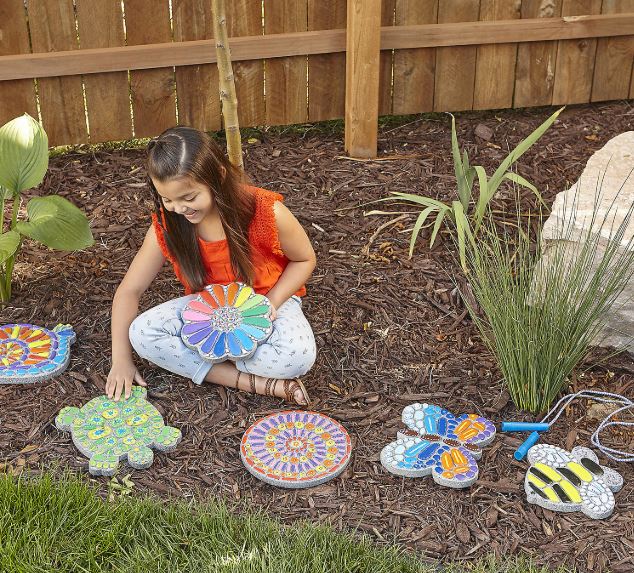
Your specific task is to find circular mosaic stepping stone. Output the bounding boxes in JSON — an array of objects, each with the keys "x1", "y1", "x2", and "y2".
[
  {"x1": 240, "y1": 411, "x2": 352, "y2": 488},
  {"x1": 55, "y1": 386, "x2": 182, "y2": 476},
  {"x1": 181, "y1": 282, "x2": 273, "y2": 363},
  {"x1": 0, "y1": 323, "x2": 76, "y2": 384}
]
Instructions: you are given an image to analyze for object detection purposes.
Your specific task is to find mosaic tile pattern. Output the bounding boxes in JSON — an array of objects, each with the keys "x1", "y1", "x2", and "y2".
[
  {"x1": 0, "y1": 323, "x2": 75, "y2": 384},
  {"x1": 181, "y1": 283, "x2": 273, "y2": 363},
  {"x1": 241, "y1": 411, "x2": 352, "y2": 488},
  {"x1": 525, "y1": 444, "x2": 623, "y2": 520},
  {"x1": 381, "y1": 403, "x2": 496, "y2": 488},
  {"x1": 55, "y1": 387, "x2": 182, "y2": 476}
]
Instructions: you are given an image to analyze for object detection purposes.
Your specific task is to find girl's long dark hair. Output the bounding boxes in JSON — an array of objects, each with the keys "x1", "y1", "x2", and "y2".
[{"x1": 147, "y1": 127, "x2": 255, "y2": 292}]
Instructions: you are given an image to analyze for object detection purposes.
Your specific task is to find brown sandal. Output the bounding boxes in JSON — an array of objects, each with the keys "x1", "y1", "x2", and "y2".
[
  {"x1": 233, "y1": 372, "x2": 311, "y2": 405},
  {"x1": 263, "y1": 377, "x2": 311, "y2": 406}
]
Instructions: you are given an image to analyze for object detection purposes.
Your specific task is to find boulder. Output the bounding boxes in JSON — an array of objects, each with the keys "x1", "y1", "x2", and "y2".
[{"x1": 540, "y1": 131, "x2": 634, "y2": 352}]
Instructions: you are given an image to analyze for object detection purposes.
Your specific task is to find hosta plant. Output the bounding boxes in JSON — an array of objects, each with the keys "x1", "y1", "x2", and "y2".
[
  {"x1": 0, "y1": 114, "x2": 93, "y2": 302},
  {"x1": 371, "y1": 107, "x2": 562, "y2": 268}
]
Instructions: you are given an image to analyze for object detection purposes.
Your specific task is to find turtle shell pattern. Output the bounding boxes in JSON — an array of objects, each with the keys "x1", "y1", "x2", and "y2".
[
  {"x1": 0, "y1": 323, "x2": 76, "y2": 384},
  {"x1": 55, "y1": 386, "x2": 182, "y2": 476}
]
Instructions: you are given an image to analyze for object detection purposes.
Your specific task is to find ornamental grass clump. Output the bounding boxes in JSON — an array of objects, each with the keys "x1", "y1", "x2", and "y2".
[{"x1": 463, "y1": 179, "x2": 634, "y2": 414}]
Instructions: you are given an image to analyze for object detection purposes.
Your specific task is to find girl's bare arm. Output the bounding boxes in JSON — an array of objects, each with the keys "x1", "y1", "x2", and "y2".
[
  {"x1": 265, "y1": 202, "x2": 316, "y2": 311},
  {"x1": 108, "y1": 226, "x2": 166, "y2": 400}
]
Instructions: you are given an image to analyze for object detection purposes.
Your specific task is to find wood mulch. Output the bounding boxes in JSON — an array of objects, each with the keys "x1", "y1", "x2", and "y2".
[{"x1": 2, "y1": 101, "x2": 634, "y2": 572}]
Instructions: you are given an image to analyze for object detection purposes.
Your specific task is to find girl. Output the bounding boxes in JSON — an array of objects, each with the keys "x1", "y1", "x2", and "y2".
[{"x1": 106, "y1": 127, "x2": 317, "y2": 405}]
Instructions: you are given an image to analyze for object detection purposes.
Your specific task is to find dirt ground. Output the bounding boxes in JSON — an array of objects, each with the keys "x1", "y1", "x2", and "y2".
[{"x1": 1, "y1": 101, "x2": 634, "y2": 572}]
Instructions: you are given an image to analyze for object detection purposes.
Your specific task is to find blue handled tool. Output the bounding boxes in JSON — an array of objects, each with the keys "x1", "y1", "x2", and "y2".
[
  {"x1": 501, "y1": 422, "x2": 550, "y2": 433},
  {"x1": 514, "y1": 431, "x2": 541, "y2": 461}
]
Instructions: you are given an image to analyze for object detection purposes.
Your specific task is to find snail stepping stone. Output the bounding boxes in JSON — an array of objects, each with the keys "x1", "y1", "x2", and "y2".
[
  {"x1": 56, "y1": 387, "x2": 182, "y2": 476},
  {"x1": 0, "y1": 323, "x2": 75, "y2": 384}
]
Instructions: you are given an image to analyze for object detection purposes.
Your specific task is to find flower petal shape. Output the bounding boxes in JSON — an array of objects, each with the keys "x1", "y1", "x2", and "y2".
[{"x1": 181, "y1": 283, "x2": 273, "y2": 363}]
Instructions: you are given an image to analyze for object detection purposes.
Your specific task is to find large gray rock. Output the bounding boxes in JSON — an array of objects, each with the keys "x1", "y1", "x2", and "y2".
[{"x1": 540, "y1": 131, "x2": 634, "y2": 351}]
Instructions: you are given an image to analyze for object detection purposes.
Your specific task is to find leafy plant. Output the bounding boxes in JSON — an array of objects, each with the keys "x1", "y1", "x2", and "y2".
[
  {"x1": 462, "y1": 182, "x2": 634, "y2": 414},
  {"x1": 107, "y1": 473, "x2": 135, "y2": 502},
  {"x1": 0, "y1": 114, "x2": 93, "y2": 302},
  {"x1": 371, "y1": 108, "x2": 562, "y2": 268}
]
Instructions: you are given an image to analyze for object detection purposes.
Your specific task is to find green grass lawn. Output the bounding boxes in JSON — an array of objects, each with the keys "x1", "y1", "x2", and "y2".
[{"x1": 0, "y1": 473, "x2": 567, "y2": 573}]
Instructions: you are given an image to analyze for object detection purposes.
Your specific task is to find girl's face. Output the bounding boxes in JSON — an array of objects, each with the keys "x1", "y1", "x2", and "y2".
[{"x1": 152, "y1": 177, "x2": 214, "y2": 224}]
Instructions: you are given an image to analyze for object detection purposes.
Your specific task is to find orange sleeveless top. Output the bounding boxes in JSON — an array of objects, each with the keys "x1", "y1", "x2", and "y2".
[{"x1": 152, "y1": 185, "x2": 306, "y2": 298}]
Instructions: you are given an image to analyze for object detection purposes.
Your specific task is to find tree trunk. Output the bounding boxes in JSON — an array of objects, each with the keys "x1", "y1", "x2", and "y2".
[{"x1": 211, "y1": 0, "x2": 243, "y2": 170}]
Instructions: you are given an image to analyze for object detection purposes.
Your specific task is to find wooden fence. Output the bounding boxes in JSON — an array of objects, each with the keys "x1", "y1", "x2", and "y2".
[{"x1": 1, "y1": 0, "x2": 634, "y2": 152}]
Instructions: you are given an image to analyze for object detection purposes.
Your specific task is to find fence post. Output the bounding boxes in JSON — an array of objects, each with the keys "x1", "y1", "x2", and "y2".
[{"x1": 345, "y1": 0, "x2": 382, "y2": 159}]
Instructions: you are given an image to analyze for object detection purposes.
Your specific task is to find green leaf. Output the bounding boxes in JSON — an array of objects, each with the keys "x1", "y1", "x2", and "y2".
[
  {"x1": 452, "y1": 201, "x2": 474, "y2": 270},
  {"x1": 16, "y1": 196, "x2": 94, "y2": 250},
  {"x1": 429, "y1": 207, "x2": 448, "y2": 247},
  {"x1": 503, "y1": 172, "x2": 547, "y2": 208},
  {"x1": 0, "y1": 114, "x2": 49, "y2": 193},
  {"x1": 390, "y1": 191, "x2": 448, "y2": 210},
  {"x1": 473, "y1": 165, "x2": 492, "y2": 230},
  {"x1": 408, "y1": 206, "x2": 436, "y2": 257},
  {"x1": 489, "y1": 107, "x2": 563, "y2": 195},
  {"x1": 0, "y1": 185, "x2": 13, "y2": 200},
  {"x1": 0, "y1": 230, "x2": 20, "y2": 265},
  {"x1": 451, "y1": 114, "x2": 471, "y2": 208}
]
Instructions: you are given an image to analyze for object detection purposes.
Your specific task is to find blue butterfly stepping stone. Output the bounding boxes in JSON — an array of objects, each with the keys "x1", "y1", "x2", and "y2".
[{"x1": 381, "y1": 403, "x2": 496, "y2": 489}]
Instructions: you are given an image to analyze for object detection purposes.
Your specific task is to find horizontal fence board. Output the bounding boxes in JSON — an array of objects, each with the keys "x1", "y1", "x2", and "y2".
[
  {"x1": 28, "y1": 0, "x2": 88, "y2": 146},
  {"x1": 173, "y1": 0, "x2": 221, "y2": 132},
  {"x1": 0, "y1": 0, "x2": 37, "y2": 126},
  {"x1": 76, "y1": 0, "x2": 132, "y2": 143},
  {"x1": 3, "y1": 15, "x2": 634, "y2": 81}
]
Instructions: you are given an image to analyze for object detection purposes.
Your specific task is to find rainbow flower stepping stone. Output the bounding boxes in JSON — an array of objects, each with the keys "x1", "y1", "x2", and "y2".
[
  {"x1": 241, "y1": 411, "x2": 352, "y2": 489},
  {"x1": 525, "y1": 444, "x2": 623, "y2": 520},
  {"x1": 381, "y1": 403, "x2": 496, "y2": 488},
  {"x1": 181, "y1": 282, "x2": 273, "y2": 363},
  {"x1": 0, "y1": 323, "x2": 76, "y2": 384},
  {"x1": 55, "y1": 386, "x2": 182, "y2": 476}
]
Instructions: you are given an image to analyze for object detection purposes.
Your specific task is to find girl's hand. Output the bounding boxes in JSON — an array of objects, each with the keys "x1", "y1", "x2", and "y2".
[
  {"x1": 265, "y1": 298, "x2": 278, "y2": 321},
  {"x1": 106, "y1": 360, "x2": 146, "y2": 402}
]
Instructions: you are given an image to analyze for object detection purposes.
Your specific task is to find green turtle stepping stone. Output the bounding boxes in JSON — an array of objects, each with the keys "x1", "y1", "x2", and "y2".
[{"x1": 55, "y1": 386, "x2": 181, "y2": 476}]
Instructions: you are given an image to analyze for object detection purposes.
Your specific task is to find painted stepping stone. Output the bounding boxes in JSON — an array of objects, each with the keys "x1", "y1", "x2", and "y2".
[
  {"x1": 55, "y1": 386, "x2": 182, "y2": 476},
  {"x1": 380, "y1": 403, "x2": 496, "y2": 488},
  {"x1": 0, "y1": 323, "x2": 76, "y2": 384},
  {"x1": 240, "y1": 410, "x2": 352, "y2": 489},
  {"x1": 181, "y1": 282, "x2": 273, "y2": 363},
  {"x1": 525, "y1": 444, "x2": 623, "y2": 520}
]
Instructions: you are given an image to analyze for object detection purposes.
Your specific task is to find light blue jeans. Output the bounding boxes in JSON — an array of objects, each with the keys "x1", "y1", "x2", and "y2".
[{"x1": 129, "y1": 295, "x2": 316, "y2": 384}]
